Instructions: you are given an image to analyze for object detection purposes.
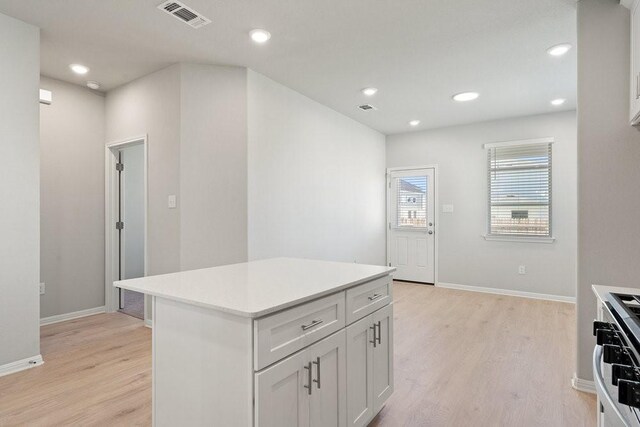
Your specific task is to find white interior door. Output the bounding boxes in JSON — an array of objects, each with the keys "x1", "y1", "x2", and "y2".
[
  {"x1": 387, "y1": 168, "x2": 435, "y2": 283},
  {"x1": 114, "y1": 142, "x2": 146, "y2": 318}
]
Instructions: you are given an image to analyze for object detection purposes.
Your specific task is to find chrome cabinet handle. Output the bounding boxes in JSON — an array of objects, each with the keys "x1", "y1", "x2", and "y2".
[
  {"x1": 376, "y1": 321, "x2": 382, "y2": 345},
  {"x1": 312, "y1": 357, "x2": 321, "y2": 389},
  {"x1": 304, "y1": 362, "x2": 313, "y2": 395},
  {"x1": 301, "y1": 319, "x2": 323, "y2": 331},
  {"x1": 368, "y1": 293, "x2": 383, "y2": 301},
  {"x1": 428, "y1": 230, "x2": 433, "y2": 235},
  {"x1": 369, "y1": 324, "x2": 377, "y2": 348}
]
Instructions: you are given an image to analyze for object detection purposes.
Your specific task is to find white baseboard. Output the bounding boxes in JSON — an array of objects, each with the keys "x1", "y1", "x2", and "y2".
[
  {"x1": 40, "y1": 306, "x2": 106, "y2": 326},
  {"x1": 144, "y1": 318, "x2": 152, "y2": 328},
  {"x1": 571, "y1": 374, "x2": 596, "y2": 394},
  {"x1": 0, "y1": 354, "x2": 43, "y2": 377},
  {"x1": 436, "y1": 282, "x2": 576, "y2": 303}
]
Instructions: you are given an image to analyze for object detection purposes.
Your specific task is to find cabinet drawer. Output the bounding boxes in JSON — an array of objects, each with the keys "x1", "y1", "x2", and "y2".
[
  {"x1": 345, "y1": 276, "x2": 392, "y2": 324},
  {"x1": 255, "y1": 291, "x2": 345, "y2": 371}
]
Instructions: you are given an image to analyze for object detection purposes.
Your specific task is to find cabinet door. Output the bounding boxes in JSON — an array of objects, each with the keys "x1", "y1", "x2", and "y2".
[
  {"x1": 308, "y1": 329, "x2": 347, "y2": 427},
  {"x1": 346, "y1": 316, "x2": 374, "y2": 427},
  {"x1": 372, "y1": 304, "x2": 394, "y2": 413},
  {"x1": 255, "y1": 350, "x2": 310, "y2": 427}
]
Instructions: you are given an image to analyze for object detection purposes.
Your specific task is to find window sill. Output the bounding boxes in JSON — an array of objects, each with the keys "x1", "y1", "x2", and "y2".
[{"x1": 482, "y1": 235, "x2": 556, "y2": 244}]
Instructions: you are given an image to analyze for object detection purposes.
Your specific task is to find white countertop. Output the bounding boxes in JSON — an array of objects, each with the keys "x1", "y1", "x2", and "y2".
[
  {"x1": 592, "y1": 284, "x2": 640, "y2": 303},
  {"x1": 115, "y1": 258, "x2": 396, "y2": 318}
]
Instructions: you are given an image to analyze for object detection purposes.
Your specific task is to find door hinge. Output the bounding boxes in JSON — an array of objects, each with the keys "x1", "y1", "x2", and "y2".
[
  {"x1": 388, "y1": 222, "x2": 391, "y2": 230},
  {"x1": 388, "y1": 263, "x2": 391, "y2": 267},
  {"x1": 116, "y1": 162, "x2": 124, "y2": 172},
  {"x1": 116, "y1": 221, "x2": 124, "y2": 230}
]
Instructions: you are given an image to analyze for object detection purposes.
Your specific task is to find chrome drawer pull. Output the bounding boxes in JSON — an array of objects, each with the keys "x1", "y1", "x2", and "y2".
[
  {"x1": 368, "y1": 293, "x2": 384, "y2": 301},
  {"x1": 313, "y1": 357, "x2": 321, "y2": 389},
  {"x1": 370, "y1": 324, "x2": 377, "y2": 348},
  {"x1": 303, "y1": 362, "x2": 313, "y2": 395},
  {"x1": 301, "y1": 319, "x2": 323, "y2": 331}
]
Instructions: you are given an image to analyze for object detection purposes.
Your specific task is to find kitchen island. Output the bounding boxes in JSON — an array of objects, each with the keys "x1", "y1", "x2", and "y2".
[{"x1": 116, "y1": 258, "x2": 396, "y2": 427}]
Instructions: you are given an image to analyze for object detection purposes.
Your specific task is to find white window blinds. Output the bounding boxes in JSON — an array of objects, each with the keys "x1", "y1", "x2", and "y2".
[{"x1": 486, "y1": 139, "x2": 552, "y2": 238}]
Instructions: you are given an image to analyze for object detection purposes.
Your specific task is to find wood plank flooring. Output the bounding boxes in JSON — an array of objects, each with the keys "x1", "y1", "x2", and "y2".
[{"x1": 0, "y1": 282, "x2": 595, "y2": 426}]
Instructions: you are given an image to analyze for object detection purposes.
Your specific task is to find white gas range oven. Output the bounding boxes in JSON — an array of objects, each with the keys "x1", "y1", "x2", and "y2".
[{"x1": 593, "y1": 285, "x2": 640, "y2": 427}]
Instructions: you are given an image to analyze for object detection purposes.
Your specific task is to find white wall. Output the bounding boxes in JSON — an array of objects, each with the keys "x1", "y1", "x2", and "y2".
[
  {"x1": 39, "y1": 76, "x2": 106, "y2": 318},
  {"x1": 179, "y1": 64, "x2": 248, "y2": 270},
  {"x1": 576, "y1": 0, "x2": 640, "y2": 381},
  {"x1": 0, "y1": 13, "x2": 41, "y2": 367},
  {"x1": 106, "y1": 65, "x2": 181, "y2": 276},
  {"x1": 247, "y1": 70, "x2": 387, "y2": 265},
  {"x1": 387, "y1": 111, "x2": 577, "y2": 298},
  {"x1": 121, "y1": 143, "x2": 145, "y2": 279}
]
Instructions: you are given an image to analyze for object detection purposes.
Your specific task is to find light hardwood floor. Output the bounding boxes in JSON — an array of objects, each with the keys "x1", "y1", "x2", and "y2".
[{"x1": 0, "y1": 282, "x2": 595, "y2": 426}]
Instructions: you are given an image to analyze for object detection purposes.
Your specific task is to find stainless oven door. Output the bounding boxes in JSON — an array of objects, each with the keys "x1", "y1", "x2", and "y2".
[{"x1": 594, "y1": 345, "x2": 639, "y2": 427}]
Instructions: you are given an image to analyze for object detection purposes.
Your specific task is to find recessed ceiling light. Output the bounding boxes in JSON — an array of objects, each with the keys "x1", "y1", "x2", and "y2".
[
  {"x1": 86, "y1": 81, "x2": 100, "y2": 90},
  {"x1": 551, "y1": 98, "x2": 566, "y2": 106},
  {"x1": 409, "y1": 120, "x2": 420, "y2": 126},
  {"x1": 547, "y1": 43, "x2": 572, "y2": 57},
  {"x1": 362, "y1": 87, "x2": 378, "y2": 96},
  {"x1": 69, "y1": 64, "x2": 89, "y2": 75},
  {"x1": 452, "y1": 92, "x2": 479, "y2": 102},
  {"x1": 250, "y1": 29, "x2": 271, "y2": 43}
]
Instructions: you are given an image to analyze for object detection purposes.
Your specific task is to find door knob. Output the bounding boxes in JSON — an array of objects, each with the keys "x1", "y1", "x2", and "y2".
[{"x1": 428, "y1": 230, "x2": 433, "y2": 235}]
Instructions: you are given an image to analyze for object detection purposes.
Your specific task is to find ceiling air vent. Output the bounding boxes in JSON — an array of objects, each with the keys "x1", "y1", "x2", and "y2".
[
  {"x1": 358, "y1": 104, "x2": 377, "y2": 111},
  {"x1": 157, "y1": 1, "x2": 211, "y2": 29}
]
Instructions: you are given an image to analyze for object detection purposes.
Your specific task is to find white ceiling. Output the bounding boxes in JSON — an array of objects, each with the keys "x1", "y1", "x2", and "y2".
[{"x1": 0, "y1": 0, "x2": 576, "y2": 135}]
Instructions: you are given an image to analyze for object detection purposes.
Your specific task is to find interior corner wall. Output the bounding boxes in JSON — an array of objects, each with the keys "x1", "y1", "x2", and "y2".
[
  {"x1": 39, "y1": 76, "x2": 106, "y2": 318},
  {"x1": 247, "y1": 70, "x2": 387, "y2": 265},
  {"x1": 386, "y1": 111, "x2": 578, "y2": 299},
  {"x1": 0, "y1": 13, "x2": 41, "y2": 366},
  {"x1": 105, "y1": 64, "x2": 182, "y2": 277},
  {"x1": 576, "y1": 0, "x2": 640, "y2": 381},
  {"x1": 179, "y1": 64, "x2": 248, "y2": 270}
]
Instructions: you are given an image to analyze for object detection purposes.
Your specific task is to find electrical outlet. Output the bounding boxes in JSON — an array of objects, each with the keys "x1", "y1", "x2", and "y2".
[
  {"x1": 168, "y1": 195, "x2": 177, "y2": 209},
  {"x1": 518, "y1": 265, "x2": 526, "y2": 275},
  {"x1": 39, "y1": 282, "x2": 45, "y2": 295}
]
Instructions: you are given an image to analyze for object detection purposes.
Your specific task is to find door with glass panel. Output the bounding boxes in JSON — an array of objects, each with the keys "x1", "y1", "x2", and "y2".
[{"x1": 387, "y1": 168, "x2": 435, "y2": 283}]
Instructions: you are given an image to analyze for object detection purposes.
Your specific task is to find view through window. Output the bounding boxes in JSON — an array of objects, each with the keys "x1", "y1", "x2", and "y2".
[
  {"x1": 396, "y1": 175, "x2": 427, "y2": 228},
  {"x1": 487, "y1": 141, "x2": 552, "y2": 237}
]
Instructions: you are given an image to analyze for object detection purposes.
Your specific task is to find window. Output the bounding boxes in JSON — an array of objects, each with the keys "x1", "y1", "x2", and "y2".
[
  {"x1": 486, "y1": 138, "x2": 552, "y2": 239},
  {"x1": 395, "y1": 175, "x2": 427, "y2": 228}
]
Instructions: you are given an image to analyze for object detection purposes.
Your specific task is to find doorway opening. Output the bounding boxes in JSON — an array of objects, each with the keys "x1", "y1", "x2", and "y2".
[
  {"x1": 386, "y1": 166, "x2": 438, "y2": 285},
  {"x1": 105, "y1": 136, "x2": 148, "y2": 321}
]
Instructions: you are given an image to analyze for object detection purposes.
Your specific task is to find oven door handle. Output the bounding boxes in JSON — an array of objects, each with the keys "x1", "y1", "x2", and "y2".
[{"x1": 593, "y1": 345, "x2": 631, "y2": 426}]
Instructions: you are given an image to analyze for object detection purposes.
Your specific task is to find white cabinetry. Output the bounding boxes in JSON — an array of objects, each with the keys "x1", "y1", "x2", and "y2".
[
  {"x1": 630, "y1": 0, "x2": 640, "y2": 124},
  {"x1": 346, "y1": 304, "x2": 394, "y2": 427},
  {"x1": 133, "y1": 259, "x2": 395, "y2": 427},
  {"x1": 372, "y1": 305, "x2": 394, "y2": 411},
  {"x1": 256, "y1": 330, "x2": 347, "y2": 427},
  {"x1": 256, "y1": 348, "x2": 309, "y2": 427}
]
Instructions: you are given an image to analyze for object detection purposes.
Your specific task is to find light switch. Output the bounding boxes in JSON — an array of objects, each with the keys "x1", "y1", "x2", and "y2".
[
  {"x1": 442, "y1": 204, "x2": 454, "y2": 213},
  {"x1": 168, "y1": 195, "x2": 177, "y2": 209}
]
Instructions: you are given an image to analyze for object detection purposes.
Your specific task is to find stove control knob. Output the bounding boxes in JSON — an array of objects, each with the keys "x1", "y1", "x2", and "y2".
[
  {"x1": 618, "y1": 379, "x2": 640, "y2": 409},
  {"x1": 612, "y1": 364, "x2": 639, "y2": 386},
  {"x1": 593, "y1": 320, "x2": 616, "y2": 336},
  {"x1": 603, "y1": 344, "x2": 633, "y2": 365},
  {"x1": 597, "y1": 329, "x2": 621, "y2": 346}
]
